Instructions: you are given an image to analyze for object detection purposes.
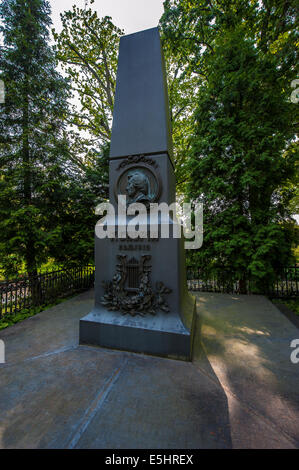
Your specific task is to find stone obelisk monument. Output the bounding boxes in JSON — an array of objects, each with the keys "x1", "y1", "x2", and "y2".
[{"x1": 79, "y1": 27, "x2": 196, "y2": 360}]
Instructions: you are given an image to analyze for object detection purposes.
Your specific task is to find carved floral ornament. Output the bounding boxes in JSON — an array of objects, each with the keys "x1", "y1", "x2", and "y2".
[{"x1": 117, "y1": 154, "x2": 159, "y2": 170}]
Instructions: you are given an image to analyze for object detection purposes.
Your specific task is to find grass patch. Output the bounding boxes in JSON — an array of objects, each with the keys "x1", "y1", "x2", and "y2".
[
  {"x1": 273, "y1": 298, "x2": 299, "y2": 316},
  {"x1": 0, "y1": 307, "x2": 44, "y2": 330},
  {"x1": 0, "y1": 292, "x2": 81, "y2": 330}
]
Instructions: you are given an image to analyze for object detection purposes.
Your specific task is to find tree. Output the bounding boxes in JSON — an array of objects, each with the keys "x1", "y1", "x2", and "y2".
[
  {"x1": 49, "y1": 2, "x2": 124, "y2": 268},
  {"x1": 160, "y1": 0, "x2": 298, "y2": 290},
  {"x1": 45, "y1": 143, "x2": 110, "y2": 267},
  {"x1": 0, "y1": 0, "x2": 70, "y2": 277},
  {"x1": 52, "y1": 1, "x2": 123, "y2": 158},
  {"x1": 163, "y1": 49, "x2": 198, "y2": 194}
]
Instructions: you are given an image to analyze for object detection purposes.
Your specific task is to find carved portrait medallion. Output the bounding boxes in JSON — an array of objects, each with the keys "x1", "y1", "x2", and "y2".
[{"x1": 115, "y1": 164, "x2": 161, "y2": 208}]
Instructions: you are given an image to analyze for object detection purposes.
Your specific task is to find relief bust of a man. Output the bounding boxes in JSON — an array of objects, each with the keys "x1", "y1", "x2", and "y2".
[{"x1": 126, "y1": 170, "x2": 154, "y2": 208}]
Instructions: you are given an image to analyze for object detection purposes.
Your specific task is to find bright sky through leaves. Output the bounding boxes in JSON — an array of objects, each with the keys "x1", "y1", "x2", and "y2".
[{"x1": 50, "y1": 0, "x2": 164, "y2": 34}]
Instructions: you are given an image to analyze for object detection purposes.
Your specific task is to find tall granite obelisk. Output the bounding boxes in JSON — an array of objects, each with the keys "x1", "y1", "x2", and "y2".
[{"x1": 79, "y1": 27, "x2": 196, "y2": 360}]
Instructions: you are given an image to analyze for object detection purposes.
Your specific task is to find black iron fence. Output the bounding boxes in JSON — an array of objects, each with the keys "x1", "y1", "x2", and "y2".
[
  {"x1": 187, "y1": 265, "x2": 299, "y2": 298},
  {"x1": 269, "y1": 265, "x2": 299, "y2": 298},
  {"x1": 1, "y1": 263, "x2": 297, "y2": 320},
  {"x1": 0, "y1": 265, "x2": 95, "y2": 319}
]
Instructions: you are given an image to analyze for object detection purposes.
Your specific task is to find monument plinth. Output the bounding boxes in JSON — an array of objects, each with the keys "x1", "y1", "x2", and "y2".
[{"x1": 79, "y1": 27, "x2": 196, "y2": 360}]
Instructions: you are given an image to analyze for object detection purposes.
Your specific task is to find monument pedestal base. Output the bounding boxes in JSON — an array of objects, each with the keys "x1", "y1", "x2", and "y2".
[{"x1": 80, "y1": 295, "x2": 196, "y2": 361}]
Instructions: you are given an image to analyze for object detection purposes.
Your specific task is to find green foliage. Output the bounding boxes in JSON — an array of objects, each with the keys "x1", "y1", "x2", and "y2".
[
  {"x1": 49, "y1": 3, "x2": 123, "y2": 268},
  {"x1": 0, "y1": 307, "x2": 43, "y2": 330},
  {"x1": 0, "y1": 0, "x2": 73, "y2": 277},
  {"x1": 285, "y1": 299, "x2": 299, "y2": 316},
  {"x1": 274, "y1": 299, "x2": 299, "y2": 316},
  {"x1": 162, "y1": 46, "x2": 198, "y2": 194},
  {"x1": 1, "y1": 0, "x2": 297, "y2": 288},
  {"x1": 46, "y1": 143, "x2": 110, "y2": 266},
  {"x1": 0, "y1": 1, "x2": 112, "y2": 277},
  {"x1": 52, "y1": 2, "x2": 123, "y2": 156},
  {"x1": 160, "y1": 0, "x2": 298, "y2": 290},
  {"x1": 0, "y1": 293, "x2": 76, "y2": 330}
]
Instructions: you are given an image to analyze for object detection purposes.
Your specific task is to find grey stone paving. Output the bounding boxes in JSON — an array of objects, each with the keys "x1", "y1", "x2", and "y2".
[{"x1": 0, "y1": 290, "x2": 298, "y2": 449}]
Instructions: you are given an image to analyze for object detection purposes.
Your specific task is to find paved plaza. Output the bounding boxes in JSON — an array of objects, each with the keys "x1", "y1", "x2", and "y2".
[{"x1": 0, "y1": 290, "x2": 298, "y2": 448}]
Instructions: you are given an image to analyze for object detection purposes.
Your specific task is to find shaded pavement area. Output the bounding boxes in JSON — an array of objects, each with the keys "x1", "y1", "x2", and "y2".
[{"x1": 0, "y1": 290, "x2": 298, "y2": 448}]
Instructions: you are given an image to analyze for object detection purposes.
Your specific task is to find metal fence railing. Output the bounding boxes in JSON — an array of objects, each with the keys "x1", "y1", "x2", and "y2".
[
  {"x1": 0, "y1": 265, "x2": 95, "y2": 319},
  {"x1": 187, "y1": 265, "x2": 299, "y2": 298},
  {"x1": 269, "y1": 265, "x2": 299, "y2": 298},
  {"x1": 1, "y1": 263, "x2": 297, "y2": 320}
]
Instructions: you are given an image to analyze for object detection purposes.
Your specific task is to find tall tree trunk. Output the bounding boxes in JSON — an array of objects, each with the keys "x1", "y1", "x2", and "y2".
[{"x1": 22, "y1": 81, "x2": 37, "y2": 278}]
